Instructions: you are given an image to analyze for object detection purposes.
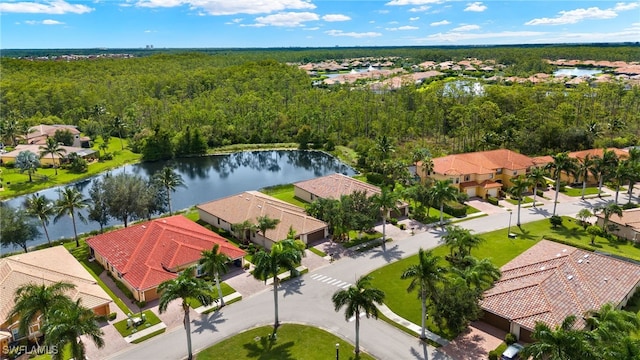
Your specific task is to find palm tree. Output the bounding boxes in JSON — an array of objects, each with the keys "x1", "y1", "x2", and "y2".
[
  {"x1": 576, "y1": 154, "x2": 595, "y2": 200},
  {"x1": 232, "y1": 220, "x2": 256, "y2": 244},
  {"x1": 39, "y1": 137, "x2": 67, "y2": 175},
  {"x1": 112, "y1": 115, "x2": 126, "y2": 150},
  {"x1": 527, "y1": 166, "x2": 548, "y2": 207},
  {"x1": 508, "y1": 175, "x2": 532, "y2": 226},
  {"x1": 400, "y1": 248, "x2": 444, "y2": 339},
  {"x1": 430, "y1": 180, "x2": 459, "y2": 226},
  {"x1": 24, "y1": 194, "x2": 55, "y2": 246},
  {"x1": 374, "y1": 135, "x2": 395, "y2": 161},
  {"x1": 158, "y1": 267, "x2": 214, "y2": 360},
  {"x1": 584, "y1": 303, "x2": 640, "y2": 344},
  {"x1": 592, "y1": 149, "x2": 619, "y2": 198},
  {"x1": 547, "y1": 152, "x2": 576, "y2": 216},
  {"x1": 625, "y1": 148, "x2": 640, "y2": 202},
  {"x1": 43, "y1": 299, "x2": 104, "y2": 360},
  {"x1": 53, "y1": 187, "x2": 89, "y2": 247},
  {"x1": 442, "y1": 225, "x2": 483, "y2": 263},
  {"x1": 199, "y1": 244, "x2": 231, "y2": 307},
  {"x1": 252, "y1": 239, "x2": 305, "y2": 332},
  {"x1": 371, "y1": 186, "x2": 399, "y2": 251},
  {"x1": 332, "y1": 275, "x2": 385, "y2": 355},
  {"x1": 520, "y1": 315, "x2": 596, "y2": 360},
  {"x1": 576, "y1": 208, "x2": 593, "y2": 229},
  {"x1": 594, "y1": 202, "x2": 623, "y2": 234},
  {"x1": 611, "y1": 161, "x2": 629, "y2": 204},
  {"x1": 256, "y1": 215, "x2": 280, "y2": 248},
  {"x1": 0, "y1": 117, "x2": 19, "y2": 146},
  {"x1": 420, "y1": 156, "x2": 434, "y2": 180},
  {"x1": 15, "y1": 150, "x2": 40, "y2": 182},
  {"x1": 9, "y1": 281, "x2": 76, "y2": 339},
  {"x1": 451, "y1": 256, "x2": 501, "y2": 290},
  {"x1": 153, "y1": 166, "x2": 186, "y2": 215}
]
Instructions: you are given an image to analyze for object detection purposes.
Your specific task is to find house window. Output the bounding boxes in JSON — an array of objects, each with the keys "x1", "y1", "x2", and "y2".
[
  {"x1": 11, "y1": 327, "x2": 19, "y2": 340},
  {"x1": 196, "y1": 264, "x2": 205, "y2": 277},
  {"x1": 496, "y1": 169, "x2": 503, "y2": 174},
  {"x1": 489, "y1": 173, "x2": 494, "y2": 179},
  {"x1": 217, "y1": 218, "x2": 220, "y2": 225},
  {"x1": 455, "y1": 178, "x2": 459, "y2": 184},
  {"x1": 117, "y1": 272, "x2": 122, "y2": 279},
  {"x1": 464, "y1": 175, "x2": 470, "y2": 181},
  {"x1": 513, "y1": 171, "x2": 518, "y2": 176}
]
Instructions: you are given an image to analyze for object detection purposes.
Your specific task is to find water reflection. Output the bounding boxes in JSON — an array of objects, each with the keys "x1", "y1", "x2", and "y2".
[{"x1": 2, "y1": 150, "x2": 355, "y2": 251}]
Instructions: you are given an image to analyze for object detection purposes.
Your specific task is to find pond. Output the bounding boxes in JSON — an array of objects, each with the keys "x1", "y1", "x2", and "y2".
[
  {"x1": 2, "y1": 150, "x2": 356, "y2": 251},
  {"x1": 553, "y1": 68, "x2": 602, "y2": 77}
]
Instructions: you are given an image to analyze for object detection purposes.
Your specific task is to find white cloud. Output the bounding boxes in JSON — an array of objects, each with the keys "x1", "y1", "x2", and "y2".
[
  {"x1": 525, "y1": 7, "x2": 617, "y2": 25},
  {"x1": 614, "y1": 2, "x2": 639, "y2": 11},
  {"x1": 409, "y1": 17, "x2": 419, "y2": 21},
  {"x1": 386, "y1": 25, "x2": 419, "y2": 31},
  {"x1": 0, "y1": 0, "x2": 93, "y2": 14},
  {"x1": 409, "y1": 5, "x2": 430, "y2": 12},
  {"x1": 322, "y1": 14, "x2": 350, "y2": 22},
  {"x1": 253, "y1": 12, "x2": 319, "y2": 27},
  {"x1": 136, "y1": 0, "x2": 316, "y2": 16},
  {"x1": 386, "y1": 0, "x2": 441, "y2": 5},
  {"x1": 325, "y1": 30, "x2": 382, "y2": 38},
  {"x1": 422, "y1": 30, "x2": 547, "y2": 43},
  {"x1": 303, "y1": 26, "x2": 320, "y2": 30},
  {"x1": 24, "y1": 19, "x2": 64, "y2": 25},
  {"x1": 464, "y1": 2, "x2": 486, "y2": 12},
  {"x1": 376, "y1": 9, "x2": 390, "y2": 14},
  {"x1": 42, "y1": 19, "x2": 64, "y2": 24},
  {"x1": 430, "y1": 20, "x2": 450, "y2": 26},
  {"x1": 388, "y1": 21, "x2": 399, "y2": 25},
  {"x1": 452, "y1": 24, "x2": 480, "y2": 32}
]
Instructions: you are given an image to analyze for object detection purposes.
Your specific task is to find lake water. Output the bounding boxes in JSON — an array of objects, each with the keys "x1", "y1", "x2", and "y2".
[
  {"x1": 553, "y1": 68, "x2": 602, "y2": 77},
  {"x1": 2, "y1": 150, "x2": 355, "y2": 251}
]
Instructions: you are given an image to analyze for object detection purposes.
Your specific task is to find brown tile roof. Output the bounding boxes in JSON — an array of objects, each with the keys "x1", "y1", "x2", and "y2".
[
  {"x1": 0, "y1": 144, "x2": 96, "y2": 160},
  {"x1": 531, "y1": 148, "x2": 628, "y2": 167},
  {"x1": 597, "y1": 208, "x2": 640, "y2": 232},
  {"x1": 294, "y1": 173, "x2": 382, "y2": 199},
  {"x1": 481, "y1": 240, "x2": 640, "y2": 331},
  {"x1": 25, "y1": 124, "x2": 80, "y2": 145},
  {"x1": 196, "y1": 191, "x2": 328, "y2": 243},
  {"x1": 86, "y1": 215, "x2": 245, "y2": 291},
  {"x1": 427, "y1": 149, "x2": 534, "y2": 176},
  {"x1": 0, "y1": 246, "x2": 112, "y2": 323}
]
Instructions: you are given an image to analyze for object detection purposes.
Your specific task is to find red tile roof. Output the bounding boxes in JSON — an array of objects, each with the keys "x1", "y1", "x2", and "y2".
[
  {"x1": 426, "y1": 149, "x2": 534, "y2": 176},
  {"x1": 532, "y1": 148, "x2": 628, "y2": 167},
  {"x1": 86, "y1": 215, "x2": 245, "y2": 291},
  {"x1": 481, "y1": 240, "x2": 640, "y2": 331}
]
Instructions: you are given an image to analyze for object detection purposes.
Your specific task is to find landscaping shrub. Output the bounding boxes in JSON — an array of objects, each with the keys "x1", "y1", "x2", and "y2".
[
  {"x1": 488, "y1": 350, "x2": 498, "y2": 360},
  {"x1": 389, "y1": 218, "x2": 398, "y2": 226},
  {"x1": 108, "y1": 312, "x2": 117, "y2": 321},
  {"x1": 536, "y1": 189, "x2": 544, "y2": 197},
  {"x1": 399, "y1": 223, "x2": 406, "y2": 230},
  {"x1": 549, "y1": 215, "x2": 563, "y2": 228},
  {"x1": 443, "y1": 200, "x2": 467, "y2": 217},
  {"x1": 505, "y1": 333, "x2": 517, "y2": 345},
  {"x1": 365, "y1": 172, "x2": 386, "y2": 186},
  {"x1": 487, "y1": 196, "x2": 499, "y2": 206},
  {"x1": 623, "y1": 202, "x2": 639, "y2": 210}
]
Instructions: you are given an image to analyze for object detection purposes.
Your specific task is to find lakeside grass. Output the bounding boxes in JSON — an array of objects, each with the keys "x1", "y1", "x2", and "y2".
[
  {"x1": 195, "y1": 324, "x2": 375, "y2": 360},
  {"x1": 260, "y1": 184, "x2": 308, "y2": 208}
]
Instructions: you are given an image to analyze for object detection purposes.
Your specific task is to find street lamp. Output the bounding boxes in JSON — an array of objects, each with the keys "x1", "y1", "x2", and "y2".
[
  {"x1": 335, "y1": 343, "x2": 339, "y2": 360},
  {"x1": 507, "y1": 209, "x2": 516, "y2": 239}
]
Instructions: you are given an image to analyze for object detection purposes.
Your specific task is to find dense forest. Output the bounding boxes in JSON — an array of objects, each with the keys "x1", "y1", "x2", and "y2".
[{"x1": 1, "y1": 45, "x2": 639, "y2": 163}]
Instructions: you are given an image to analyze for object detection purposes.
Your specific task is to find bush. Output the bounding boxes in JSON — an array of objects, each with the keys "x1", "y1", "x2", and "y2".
[
  {"x1": 137, "y1": 301, "x2": 146, "y2": 308},
  {"x1": 536, "y1": 189, "x2": 544, "y2": 197},
  {"x1": 243, "y1": 263, "x2": 251, "y2": 270},
  {"x1": 365, "y1": 172, "x2": 386, "y2": 186},
  {"x1": 550, "y1": 215, "x2": 563, "y2": 228},
  {"x1": 108, "y1": 312, "x2": 117, "y2": 321},
  {"x1": 488, "y1": 350, "x2": 499, "y2": 360},
  {"x1": 389, "y1": 218, "x2": 398, "y2": 226},
  {"x1": 505, "y1": 333, "x2": 517, "y2": 345},
  {"x1": 487, "y1": 196, "x2": 499, "y2": 206},
  {"x1": 623, "y1": 202, "x2": 639, "y2": 210},
  {"x1": 443, "y1": 200, "x2": 467, "y2": 217},
  {"x1": 399, "y1": 223, "x2": 406, "y2": 230}
]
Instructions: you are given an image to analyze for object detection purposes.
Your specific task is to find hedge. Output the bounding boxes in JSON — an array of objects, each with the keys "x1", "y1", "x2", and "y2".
[
  {"x1": 487, "y1": 196, "x2": 499, "y2": 206},
  {"x1": 443, "y1": 200, "x2": 467, "y2": 217}
]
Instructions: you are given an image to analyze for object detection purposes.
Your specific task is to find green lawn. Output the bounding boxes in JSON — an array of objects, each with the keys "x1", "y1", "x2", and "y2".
[
  {"x1": 113, "y1": 310, "x2": 162, "y2": 337},
  {"x1": 504, "y1": 196, "x2": 534, "y2": 205},
  {"x1": 195, "y1": 324, "x2": 375, "y2": 360},
  {"x1": 368, "y1": 216, "x2": 640, "y2": 340},
  {"x1": 260, "y1": 184, "x2": 308, "y2": 208},
  {"x1": 0, "y1": 138, "x2": 141, "y2": 199},
  {"x1": 342, "y1": 230, "x2": 383, "y2": 248},
  {"x1": 186, "y1": 282, "x2": 237, "y2": 308},
  {"x1": 561, "y1": 186, "x2": 601, "y2": 197}
]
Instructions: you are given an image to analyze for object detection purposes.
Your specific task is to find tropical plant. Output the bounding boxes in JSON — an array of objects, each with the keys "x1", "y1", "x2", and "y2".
[
  {"x1": 430, "y1": 180, "x2": 459, "y2": 226},
  {"x1": 15, "y1": 150, "x2": 40, "y2": 182},
  {"x1": 508, "y1": 175, "x2": 532, "y2": 226},
  {"x1": 371, "y1": 186, "x2": 399, "y2": 251},
  {"x1": 153, "y1": 166, "x2": 186, "y2": 215},
  {"x1": 547, "y1": 152, "x2": 576, "y2": 216},
  {"x1": 520, "y1": 315, "x2": 596, "y2": 360},
  {"x1": 576, "y1": 208, "x2": 593, "y2": 229},
  {"x1": 374, "y1": 135, "x2": 395, "y2": 161},
  {"x1": 199, "y1": 244, "x2": 231, "y2": 307},
  {"x1": 158, "y1": 266, "x2": 214, "y2": 360},
  {"x1": 112, "y1": 115, "x2": 127, "y2": 150},
  {"x1": 0, "y1": 204, "x2": 39, "y2": 252},
  {"x1": 451, "y1": 256, "x2": 501, "y2": 290},
  {"x1": 87, "y1": 179, "x2": 110, "y2": 233},
  {"x1": 592, "y1": 149, "x2": 619, "y2": 198},
  {"x1": 256, "y1": 215, "x2": 281, "y2": 248},
  {"x1": 527, "y1": 166, "x2": 547, "y2": 207},
  {"x1": 442, "y1": 225, "x2": 483, "y2": 264},
  {"x1": 39, "y1": 137, "x2": 67, "y2": 175},
  {"x1": 586, "y1": 225, "x2": 602, "y2": 245},
  {"x1": 575, "y1": 154, "x2": 595, "y2": 200},
  {"x1": 43, "y1": 299, "x2": 105, "y2": 360},
  {"x1": 24, "y1": 194, "x2": 55, "y2": 246},
  {"x1": 332, "y1": 275, "x2": 385, "y2": 355},
  {"x1": 9, "y1": 281, "x2": 76, "y2": 339},
  {"x1": 584, "y1": 302, "x2": 640, "y2": 345},
  {"x1": 252, "y1": 239, "x2": 305, "y2": 333},
  {"x1": 232, "y1": 220, "x2": 256, "y2": 244},
  {"x1": 400, "y1": 248, "x2": 444, "y2": 339},
  {"x1": 53, "y1": 187, "x2": 89, "y2": 247},
  {"x1": 594, "y1": 202, "x2": 623, "y2": 234},
  {"x1": 611, "y1": 161, "x2": 630, "y2": 204}
]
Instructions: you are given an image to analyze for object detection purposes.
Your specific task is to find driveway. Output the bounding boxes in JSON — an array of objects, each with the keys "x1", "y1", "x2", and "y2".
[{"x1": 440, "y1": 321, "x2": 507, "y2": 360}]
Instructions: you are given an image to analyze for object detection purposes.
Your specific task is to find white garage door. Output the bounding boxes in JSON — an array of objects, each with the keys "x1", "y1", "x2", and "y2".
[{"x1": 466, "y1": 187, "x2": 477, "y2": 197}]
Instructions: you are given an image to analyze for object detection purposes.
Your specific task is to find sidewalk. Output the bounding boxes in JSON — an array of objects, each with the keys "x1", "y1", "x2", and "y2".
[
  {"x1": 377, "y1": 304, "x2": 449, "y2": 346},
  {"x1": 194, "y1": 292, "x2": 243, "y2": 314},
  {"x1": 124, "y1": 322, "x2": 167, "y2": 343}
]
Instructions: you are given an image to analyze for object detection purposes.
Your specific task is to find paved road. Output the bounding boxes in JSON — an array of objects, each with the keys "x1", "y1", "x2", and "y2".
[{"x1": 106, "y1": 190, "x2": 637, "y2": 360}]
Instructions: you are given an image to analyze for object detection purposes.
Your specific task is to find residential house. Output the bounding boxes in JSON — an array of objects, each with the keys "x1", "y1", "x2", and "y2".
[
  {"x1": 531, "y1": 148, "x2": 629, "y2": 185},
  {"x1": 0, "y1": 246, "x2": 112, "y2": 352},
  {"x1": 0, "y1": 144, "x2": 97, "y2": 166},
  {"x1": 481, "y1": 240, "x2": 640, "y2": 343},
  {"x1": 595, "y1": 208, "x2": 640, "y2": 242},
  {"x1": 86, "y1": 215, "x2": 246, "y2": 302},
  {"x1": 417, "y1": 149, "x2": 535, "y2": 198},
  {"x1": 197, "y1": 191, "x2": 328, "y2": 250},
  {"x1": 25, "y1": 124, "x2": 91, "y2": 148},
  {"x1": 293, "y1": 172, "x2": 409, "y2": 217}
]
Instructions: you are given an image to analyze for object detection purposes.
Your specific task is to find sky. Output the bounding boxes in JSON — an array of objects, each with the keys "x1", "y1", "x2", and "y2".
[{"x1": 1, "y1": 0, "x2": 639, "y2": 49}]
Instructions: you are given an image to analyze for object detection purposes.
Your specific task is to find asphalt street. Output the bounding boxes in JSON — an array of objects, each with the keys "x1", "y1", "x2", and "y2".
[{"x1": 106, "y1": 191, "x2": 636, "y2": 360}]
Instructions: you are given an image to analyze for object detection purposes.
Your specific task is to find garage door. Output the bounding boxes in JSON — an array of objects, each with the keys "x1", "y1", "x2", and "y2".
[
  {"x1": 488, "y1": 188, "x2": 499, "y2": 197},
  {"x1": 466, "y1": 187, "x2": 477, "y2": 197}
]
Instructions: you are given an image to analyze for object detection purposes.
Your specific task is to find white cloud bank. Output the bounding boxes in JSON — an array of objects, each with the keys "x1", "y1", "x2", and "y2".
[
  {"x1": 325, "y1": 30, "x2": 382, "y2": 38},
  {"x1": 0, "y1": 0, "x2": 92, "y2": 14},
  {"x1": 464, "y1": 2, "x2": 486, "y2": 12},
  {"x1": 135, "y1": 0, "x2": 316, "y2": 16},
  {"x1": 322, "y1": 14, "x2": 351, "y2": 22}
]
